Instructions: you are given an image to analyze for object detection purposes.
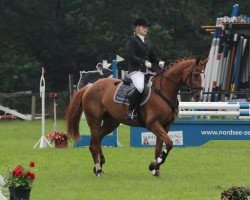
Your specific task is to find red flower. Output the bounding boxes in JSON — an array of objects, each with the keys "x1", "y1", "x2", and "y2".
[
  {"x1": 15, "y1": 169, "x2": 23, "y2": 176},
  {"x1": 30, "y1": 173, "x2": 35, "y2": 180},
  {"x1": 6, "y1": 162, "x2": 36, "y2": 189},
  {"x1": 30, "y1": 161, "x2": 35, "y2": 168},
  {"x1": 26, "y1": 171, "x2": 35, "y2": 180},
  {"x1": 47, "y1": 130, "x2": 68, "y2": 144},
  {"x1": 26, "y1": 171, "x2": 32, "y2": 177},
  {"x1": 15, "y1": 165, "x2": 23, "y2": 171}
]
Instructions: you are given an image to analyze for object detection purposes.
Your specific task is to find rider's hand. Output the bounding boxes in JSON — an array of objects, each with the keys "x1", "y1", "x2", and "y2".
[
  {"x1": 158, "y1": 61, "x2": 165, "y2": 68},
  {"x1": 145, "y1": 60, "x2": 152, "y2": 68}
]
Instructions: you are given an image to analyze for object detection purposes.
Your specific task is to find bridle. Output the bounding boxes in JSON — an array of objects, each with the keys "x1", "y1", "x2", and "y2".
[
  {"x1": 153, "y1": 61, "x2": 203, "y2": 95},
  {"x1": 182, "y1": 62, "x2": 204, "y2": 93},
  {"x1": 151, "y1": 60, "x2": 205, "y2": 112}
]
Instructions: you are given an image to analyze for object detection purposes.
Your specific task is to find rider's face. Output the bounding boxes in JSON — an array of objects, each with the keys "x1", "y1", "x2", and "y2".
[{"x1": 136, "y1": 25, "x2": 148, "y2": 36}]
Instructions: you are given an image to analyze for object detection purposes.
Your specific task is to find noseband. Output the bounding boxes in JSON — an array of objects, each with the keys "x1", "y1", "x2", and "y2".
[
  {"x1": 182, "y1": 62, "x2": 204, "y2": 94},
  {"x1": 151, "y1": 61, "x2": 204, "y2": 113},
  {"x1": 155, "y1": 61, "x2": 203, "y2": 94}
]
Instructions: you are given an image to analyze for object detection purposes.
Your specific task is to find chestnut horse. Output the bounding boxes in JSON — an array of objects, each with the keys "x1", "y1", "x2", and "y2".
[{"x1": 66, "y1": 57, "x2": 208, "y2": 177}]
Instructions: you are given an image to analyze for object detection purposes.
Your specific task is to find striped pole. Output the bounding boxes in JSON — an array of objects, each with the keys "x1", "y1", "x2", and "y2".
[
  {"x1": 203, "y1": 4, "x2": 245, "y2": 101},
  {"x1": 231, "y1": 36, "x2": 244, "y2": 92},
  {"x1": 179, "y1": 110, "x2": 250, "y2": 116},
  {"x1": 179, "y1": 101, "x2": 250, "y2": 116},
  {"x1": 210, "y1": 25, "x2": 222, "y2": 102},
  {"x1": 179, "y1": 102, "x2": 250, "y2": 109},
  {"x1": 203, "y1": 28, "x2": 219, "y2": 101},
  {"x1": 220, "y1": 34, "x2": 231, "y2": 91}
]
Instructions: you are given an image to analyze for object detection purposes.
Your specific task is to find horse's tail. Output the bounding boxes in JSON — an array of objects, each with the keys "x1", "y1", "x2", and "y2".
[{"x1": 65, "y1": 87, "x2": 88, "y2": 141}]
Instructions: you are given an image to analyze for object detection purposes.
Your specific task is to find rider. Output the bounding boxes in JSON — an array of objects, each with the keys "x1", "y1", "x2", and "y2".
[
  {"x1": 96, "y1": 62, "x2": 104, "y2": 75},
  {"x1": 126, "y1": 18, "x2": 165, "y2": 120}
]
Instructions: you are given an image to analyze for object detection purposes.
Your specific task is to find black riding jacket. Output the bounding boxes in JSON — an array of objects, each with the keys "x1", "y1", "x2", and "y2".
[{"x1": 126, "y1": 35, "x2": 160, "y2": 73}]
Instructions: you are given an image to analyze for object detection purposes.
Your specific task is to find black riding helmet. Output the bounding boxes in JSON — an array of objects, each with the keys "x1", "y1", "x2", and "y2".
[
  {"x1": 96, "y1": 62, "x2": 103, "y2": 69},
  {"x1": 133, "y1": 18, "x2": 151, "y2": 27}
]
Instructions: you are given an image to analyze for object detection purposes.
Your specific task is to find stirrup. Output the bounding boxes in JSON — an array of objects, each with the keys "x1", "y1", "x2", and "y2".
[{"x1": 126, "y1": 110, "x2": 137, "y2": 120}]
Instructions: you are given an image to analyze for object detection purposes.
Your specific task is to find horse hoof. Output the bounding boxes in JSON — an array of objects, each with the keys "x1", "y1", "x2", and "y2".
[
  {"x1": 96, "y1": 169, "x2": 105, "y2": 177},
  {"x1": 155, "y1": 170, "x2": 160, "y2": 177},
  {"x1": 150, "y1": 169, "x2": 160, "y2": 177},
  {"x1": 149, "y1": 162, "x2": 160, "y2": 177}
]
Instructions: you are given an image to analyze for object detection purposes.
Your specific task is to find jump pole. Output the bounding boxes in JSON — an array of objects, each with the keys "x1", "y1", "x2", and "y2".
[
  {"x1": 34, "y1": 67, "x2": 52, "y2": 149},
  {"x1": 48, "y1": 93, "x2": 59, "y2": 131},
  {"x1": 112, "y1": 56, "x2": 125, "y2": 147},
  {"x1": 75, "y1": 55, "x2": 124, "y2": 147},
  {"x1": 130, "y1": 102, "x2": 250, "y2": 147}
]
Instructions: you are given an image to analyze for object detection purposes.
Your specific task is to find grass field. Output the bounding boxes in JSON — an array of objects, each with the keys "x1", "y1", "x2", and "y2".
[{"x1": 0, "y1": 119, "x2": 249, "y2": 200}]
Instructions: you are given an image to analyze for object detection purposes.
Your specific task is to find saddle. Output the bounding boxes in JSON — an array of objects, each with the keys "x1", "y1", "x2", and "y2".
[{"x1": 114, "y1": 74, "x2": 153, "y2": 106}]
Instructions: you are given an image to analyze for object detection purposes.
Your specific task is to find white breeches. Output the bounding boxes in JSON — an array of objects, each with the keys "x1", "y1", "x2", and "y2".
[{"x1": 129, "y1": 71, "x2": 145, "y2": 93}]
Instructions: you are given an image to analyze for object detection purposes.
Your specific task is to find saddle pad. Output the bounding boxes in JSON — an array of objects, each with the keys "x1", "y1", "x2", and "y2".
[{"x1": 113, "y1": 79, "x2": 152, "y2": 106}]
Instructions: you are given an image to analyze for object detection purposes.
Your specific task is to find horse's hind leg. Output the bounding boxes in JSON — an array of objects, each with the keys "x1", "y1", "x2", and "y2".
[
  {"x1": 89, "y1": 113, "x2": 120, "y2": 176},
  {"x1": 88, "y1": 120, "x2": 104, "y2": 176},
  {"x1": 99, "y1": 114, "x2": 120, "y2": 166},
  {"x1": 84, "y1": 110, "x2": 104, "y2": 176}
]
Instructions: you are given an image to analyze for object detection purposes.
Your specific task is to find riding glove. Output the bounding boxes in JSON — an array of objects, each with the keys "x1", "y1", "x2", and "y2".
[
  {"x1": 145, "y1": 60, "x2": 152, "y2": 68},
  {"x1": 158, "y1": 61, "x2": 165, "y2": 68}
]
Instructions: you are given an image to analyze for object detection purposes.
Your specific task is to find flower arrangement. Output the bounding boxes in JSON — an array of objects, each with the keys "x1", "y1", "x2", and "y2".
[
  {"x1": 47, "y1": 130, "x2": 68, "y2": 144},
  {"x1": 4, "y1": 161, "x2": 36, "y2": 189},
  {"x1": 221, "y1": 186, "x2": 250, "y2": 200}
]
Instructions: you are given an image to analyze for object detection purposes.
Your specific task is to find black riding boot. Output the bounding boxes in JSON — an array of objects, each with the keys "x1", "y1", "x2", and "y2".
[{"x1": 127, "y1": 89, "x2": 141, "y2": 120}]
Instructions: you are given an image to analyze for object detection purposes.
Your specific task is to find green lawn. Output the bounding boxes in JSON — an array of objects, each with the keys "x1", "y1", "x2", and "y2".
[{"x1": 0, "y1": 120, "x2": 249, "y2": 200}]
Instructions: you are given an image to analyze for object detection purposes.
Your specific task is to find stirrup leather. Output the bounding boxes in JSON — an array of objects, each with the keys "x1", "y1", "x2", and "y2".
[{"x1": 127, "y1": 109, "x2": 137, "y2": 120}]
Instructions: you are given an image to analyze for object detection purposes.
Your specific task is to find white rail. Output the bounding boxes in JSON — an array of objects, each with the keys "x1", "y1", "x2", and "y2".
[{"x1": 0, "y1": 105, "x2": 31, "y2": 120}]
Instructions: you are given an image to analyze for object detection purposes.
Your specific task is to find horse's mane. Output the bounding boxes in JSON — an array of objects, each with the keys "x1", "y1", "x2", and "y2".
[{"x1": 168, "y1": 57, "x2": 195, "y2": 67}]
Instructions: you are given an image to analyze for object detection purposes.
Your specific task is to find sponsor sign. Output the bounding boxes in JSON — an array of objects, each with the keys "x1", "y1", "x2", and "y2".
[{"x1": 141, "y1": 131, "x2": 183, "y2": 146}]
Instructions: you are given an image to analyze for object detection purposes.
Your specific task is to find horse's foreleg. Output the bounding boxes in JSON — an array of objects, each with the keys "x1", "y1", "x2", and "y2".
[
  {"x1": 149, "y1": 137, "x2": 163, "y2": 176},
  {"x1": 148, "y1": 122, "x2": 173, "y2": 176}
]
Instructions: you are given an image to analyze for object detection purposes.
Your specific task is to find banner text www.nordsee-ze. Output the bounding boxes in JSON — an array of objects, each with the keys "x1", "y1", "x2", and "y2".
[{"x1": 201, "y1": 130, "x2": 250, "y2": 136}]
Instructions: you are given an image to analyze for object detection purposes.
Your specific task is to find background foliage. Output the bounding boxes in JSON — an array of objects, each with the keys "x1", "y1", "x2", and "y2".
[{"x1": 1, "y1": 0, "x2": 250, "y2": 92}]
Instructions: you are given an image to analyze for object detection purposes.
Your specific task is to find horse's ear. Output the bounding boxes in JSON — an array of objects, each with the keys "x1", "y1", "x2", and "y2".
[
  {"x1": 195, "y1": 56, "x2": 202, "y2": 65},
  {"x1": 201, "y1": 57, "x2": 209, "y2": 65}
]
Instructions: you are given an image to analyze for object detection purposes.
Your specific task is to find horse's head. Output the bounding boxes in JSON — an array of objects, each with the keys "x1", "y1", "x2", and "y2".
[{"x1": 180, "y1": 57, "x2": 208, "y2": 101}]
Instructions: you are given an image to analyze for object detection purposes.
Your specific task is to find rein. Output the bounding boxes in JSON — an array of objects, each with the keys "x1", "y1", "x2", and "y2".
[
  {"x1": 151, "y1": 61, "x2": 203, "y2": 111},
  {"x1": 151, "y1": 67, "x2": 180, "y2": 113},
  {"x1": 153, "y1": 61, "x2": 203, "y2": 94}
]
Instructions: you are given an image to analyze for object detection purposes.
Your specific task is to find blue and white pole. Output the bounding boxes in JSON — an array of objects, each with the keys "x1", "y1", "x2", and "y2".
[
  {"x1": 112, "y1": 60, "x2": 118, "y2": 78},
  {"x1": 112, "y1": 59, "x2": 124, "y2": 147}
]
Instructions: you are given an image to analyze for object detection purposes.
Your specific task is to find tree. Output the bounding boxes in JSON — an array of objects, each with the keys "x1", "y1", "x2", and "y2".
[{"x1": 0, "y1": 0, "x2": 249, "y2": 92}]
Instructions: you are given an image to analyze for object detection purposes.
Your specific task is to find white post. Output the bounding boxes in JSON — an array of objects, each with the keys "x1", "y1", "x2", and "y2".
[
  {"x1": 53, "y1": 97, "x2": 57, "y2": 131},
  {"x1": 34, "y1": 67, "x2": 52, "y2": 148}
]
